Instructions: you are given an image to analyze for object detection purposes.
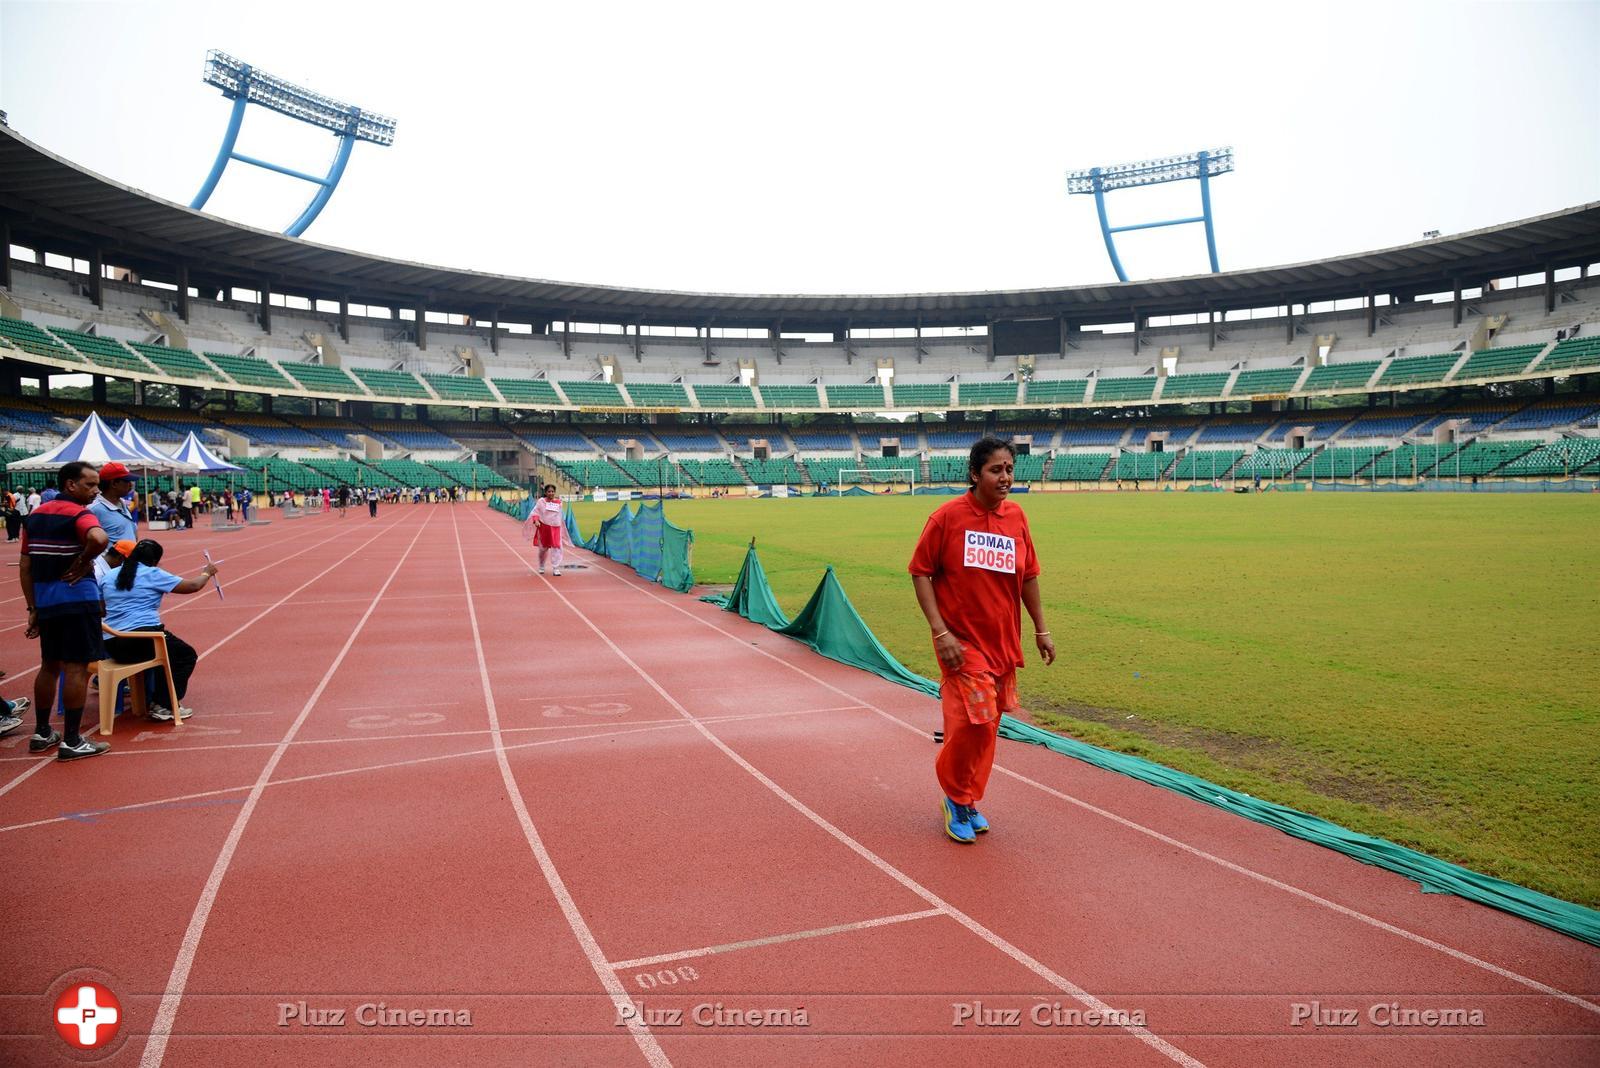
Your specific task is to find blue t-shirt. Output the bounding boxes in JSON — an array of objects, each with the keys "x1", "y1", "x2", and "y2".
[
  {"x1": 100, "y1": 565, "x2": 182, "y2": 631},
  {"x1": 88, "y1": 495, "x2": 138, "y2": 544}
]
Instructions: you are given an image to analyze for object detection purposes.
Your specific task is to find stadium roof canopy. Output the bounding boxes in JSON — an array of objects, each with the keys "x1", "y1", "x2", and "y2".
[{"x1": 2, "y1": 124, "x2": 1598, "y2": 332}]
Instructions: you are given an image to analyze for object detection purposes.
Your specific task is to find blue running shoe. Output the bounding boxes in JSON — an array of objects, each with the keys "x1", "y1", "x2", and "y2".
[
  {"x1": 964, "y1": 805, "x2": 990, "y2": 834},
  {"x1": 941, "y1": 797, "x2": 975, "y2": 843}
]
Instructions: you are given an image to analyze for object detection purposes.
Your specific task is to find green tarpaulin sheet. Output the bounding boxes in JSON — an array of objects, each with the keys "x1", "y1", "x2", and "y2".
[{"x1": 702, "y1": 544, "x2": 1600, "y2": 946}]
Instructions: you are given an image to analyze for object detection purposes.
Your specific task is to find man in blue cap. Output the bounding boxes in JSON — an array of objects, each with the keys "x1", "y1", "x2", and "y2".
[{"x1": 89, "y1": 462, "x2": 139, "y2": 545}]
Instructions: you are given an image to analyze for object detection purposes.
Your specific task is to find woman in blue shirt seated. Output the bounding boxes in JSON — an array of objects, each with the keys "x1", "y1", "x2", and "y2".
[{"x1": 98, "y1": 539, "x2": 218, "y2": 721}]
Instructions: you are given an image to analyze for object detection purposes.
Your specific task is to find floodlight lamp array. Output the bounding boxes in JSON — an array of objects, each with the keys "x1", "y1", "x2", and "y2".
[
  {"x1": 1067, "y1": 147, "x2": 1233, "y2": 194},
  {"x1": 202, "y1": 50, "x2": 396, "y2": 145}
]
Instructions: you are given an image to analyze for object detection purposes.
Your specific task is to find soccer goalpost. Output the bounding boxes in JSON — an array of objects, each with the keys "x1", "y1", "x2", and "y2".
[{"x1": 835, "y1": 465, "x2": 918, "y2": 496}]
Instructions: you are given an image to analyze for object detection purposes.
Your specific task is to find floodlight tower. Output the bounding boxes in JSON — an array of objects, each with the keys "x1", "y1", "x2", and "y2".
[
  {"x1": 191, "y1": 50, "x2": 396, "y2": 237},
  {"x1": 1067, "y1": 148, "x2": 1234, "y2": 282}
]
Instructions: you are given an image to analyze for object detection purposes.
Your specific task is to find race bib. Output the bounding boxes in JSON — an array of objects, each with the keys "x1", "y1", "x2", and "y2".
[{"x1": 963, "y1": 530, "x2": 1016, "y2": 574}]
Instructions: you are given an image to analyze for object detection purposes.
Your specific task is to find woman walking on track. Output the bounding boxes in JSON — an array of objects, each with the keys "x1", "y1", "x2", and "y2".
[
  {"x1": 532, "y1": 484, "x2": 565, "y2": 576},
  {"x1": 909, "y1": 437, "x2": 1055, "y2": 843}
]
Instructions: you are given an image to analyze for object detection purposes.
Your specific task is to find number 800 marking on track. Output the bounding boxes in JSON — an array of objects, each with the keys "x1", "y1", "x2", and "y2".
[{"x1": 634, "y1": 965, "x2": 699, "y2": 989}]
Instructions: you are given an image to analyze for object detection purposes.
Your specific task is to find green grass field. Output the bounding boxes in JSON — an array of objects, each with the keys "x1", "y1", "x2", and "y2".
[{"x1": 569, "y1": 492, "x2": 1600, "y2": 906}]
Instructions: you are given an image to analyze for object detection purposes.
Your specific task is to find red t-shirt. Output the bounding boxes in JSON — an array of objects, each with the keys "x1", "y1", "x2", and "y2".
[{"x1": 908, "y1": 492, "x2": 1041, "y2": 676}]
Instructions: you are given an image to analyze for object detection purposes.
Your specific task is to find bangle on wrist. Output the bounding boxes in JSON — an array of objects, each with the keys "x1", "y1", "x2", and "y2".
[
  {"x1": 1036, "y1": 631, "x2": 1051, "y2": 636},
  {"x1": 932, "y1": 629, "x2": 950, "y2": 640}
]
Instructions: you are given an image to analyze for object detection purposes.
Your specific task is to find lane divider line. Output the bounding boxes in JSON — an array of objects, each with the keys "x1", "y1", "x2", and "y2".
[
  {"x1": 510, "y1": 517, "x2": 1600, "y2": 1020},
  {"x1": 475, "y1": 512, "x2": 1204, "y2": 1068},
  {"x1": 608, "y1": 909, "x2": 945, "y2": 972},
  {"x1": 0, "y1": 707, "x2": 855, "y2": 835},
  {"x1": 138, "y1": 513, "x2": 435, "y2": 1068},
  {"x1": 449, "y1": 507, "x2": 672, "y2": 1068}
]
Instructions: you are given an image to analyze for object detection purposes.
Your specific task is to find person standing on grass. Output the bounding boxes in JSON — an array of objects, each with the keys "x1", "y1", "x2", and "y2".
[
  {"x1": 19, "y1": 461, "x2": 110, "y2": 761},
  {"x1": 100, "y1": 540, "x2": 217, "y2": 723},
  {"x1": 532, "y1": 484, "x2": 565, "y2": 576},
  {"x1": 909, "y1": 437, "x2": 1055, "y2": 844}
]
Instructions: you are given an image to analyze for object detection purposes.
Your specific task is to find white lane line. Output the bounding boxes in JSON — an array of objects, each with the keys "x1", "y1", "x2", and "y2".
[
  {"x1": 1, "y1": 510, "x2": 400, "y2": 668},
  {"x1": 480, "y1": 517, "x2": 1203, "y2": 1068},
  {"x1": 0, "y1": 707, "x2": 850, "y2": 835},
  {"x1": 608, "y1": 909, "x2": 945, "y2": 972},
  {"x1": 337, "y1": 701, "x2": 461, "y2": 712},
  {"x1": 449, "y1": 509, "x2": 671, "y2": 1068},
  {"x1": 558, "y1": 536, "x2": 1600, "y2": 1019},
  {"x1": 0, "y1": 724, "x2": 101, "y2": 798},
  {"x1": 0, "y1": 521, "x2": 401, "y2": 797},
  {"x1": 1, "y1": 511, "x2": 412, "y2": 796},
  {"x1": 0, "y1": 517, "x2": 328, "y2": 607},
  {"x1": 138, "y1": 514, "x2": 434, "y2": 1068},
  {"x1": 0, "y1": 702, "x2": 869, "y2": 764}
]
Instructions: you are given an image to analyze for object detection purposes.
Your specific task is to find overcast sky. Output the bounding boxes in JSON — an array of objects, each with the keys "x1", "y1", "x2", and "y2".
[{"x1": 2, "y1": 0, "x2": 1597, "y2": 296}]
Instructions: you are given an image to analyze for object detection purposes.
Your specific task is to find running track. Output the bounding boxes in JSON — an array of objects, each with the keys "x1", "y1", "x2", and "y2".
[{"x1": 0, "y1": 504, "x2": 1594, "y2": 1066}]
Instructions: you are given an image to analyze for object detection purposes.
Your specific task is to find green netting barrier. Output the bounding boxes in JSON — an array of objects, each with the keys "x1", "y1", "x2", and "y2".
[
  {"x1": 490, "y1": 494, "x2": 692, "y2": 592},
  {"x1": 701, "y1": 544, "x2": 1600, "y2": 946}
]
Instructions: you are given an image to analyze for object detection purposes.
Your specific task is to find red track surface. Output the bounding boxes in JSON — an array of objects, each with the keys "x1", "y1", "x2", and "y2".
[{"x1": 1, "y1": 504, "x2": 1595, "y2": 1066}]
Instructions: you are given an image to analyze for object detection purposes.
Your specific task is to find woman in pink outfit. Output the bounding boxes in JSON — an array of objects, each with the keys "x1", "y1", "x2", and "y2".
[{"x1": 532, "y1": 484, "x2": 565, "y2": 576}]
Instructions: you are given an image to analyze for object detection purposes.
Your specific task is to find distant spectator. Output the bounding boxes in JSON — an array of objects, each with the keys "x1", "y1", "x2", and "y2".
[
  {"x1": 3, "y1": 487, "x2": 21, "y2": 541},
  {"x1": 89, "y1": 462, "x2": 139, "y2": 545},
  {"x1": 25, "y1": 488, "x2": 41, "y2": 513},
  {"x1": 100, "y1": 539, "x2": 218, "y2": 722}
]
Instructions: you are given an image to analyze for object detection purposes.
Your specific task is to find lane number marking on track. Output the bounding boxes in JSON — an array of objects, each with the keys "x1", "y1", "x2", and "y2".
[
  {"x1": 541, "y1": 702, "x2": 630, "y2": 720},
  {"x1": 347, "y1": 712, "x2": 448, "y2": 731},
  {"x1": 134, "y1": 725, "x2": 243, "y2": 743},
  {"x1": 634, "y1": 965, "x2": 700, "y2": 990}
]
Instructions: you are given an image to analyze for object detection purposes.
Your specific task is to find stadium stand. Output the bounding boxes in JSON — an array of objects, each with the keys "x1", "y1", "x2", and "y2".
[
  {"x1": 1454, "y1": 344, "x2": 1544, "y2": 381},
  {"x1": 1196, "y1": 421, "x2": 1272, "y2": 443},
  {"x1": 1052, "y1": 453, "x2": 1113, "y2": 481},
  {"x1": 1058, "y1": 426, "x2": 1125, "y2": 446},
  {"x1": 1159, "y1": 372, "x2": 1230, "y2": 400},
  {"x1": 204, "y1": 352, "x2": 295, "y2": 388},
  {"x1": 1305, "y1": 446, "x2": 1385, "y2": 478},
  {"x1": 1023, "y1": 378, "x2": 1088, "y2": 404},
  {"x1": 423, "y1": 373, "x2": 497, "y2": 403},
  {"x1": 280, "y1": 362, "x2": 366, "y2": 395},
  {"x1": 758, "y1": 385, "x2": 821, "y2": 408},
  {"x1": 1376, "y1": 352, "x2": 1460, "y2": 388},
  {"x1": 559, "y1": 380, "x2": 626, "y2": 406},
  {"x1": 0, "y1": 315, "x2": 82, "y2": 361},
  {"x1": 891, "y1": 383, "x2": 952, "y2": 407},
  {"x1": 790, "y1": 430, "x2": 853, "y2": 450},
  {"x1": 1172, "y1": 449, "x2": 1244, "y2": 480},
  {"x1": 957, "y1": 381, "x2": 1019, "y2": 406},
  {"x1": 1093, "y1": 376, "x2": 1158, "y2": 403},
  {"x1": 1112, "y1": 452, "x2": 1176, "y2": 480},
  {"x1": 624, "y1": 382, "x2": 692, "y2": 407},
  {"x1": 1539, "y1": 335, "x2": 1600, "y2": 373},
  {"x1": 128, "y1": 342, "x2": 224, "y2": 382},
  {"x1": 825, "y1": 383, "x2": 889, "y2": 409},
  {"x1": 689, "y1": 384, "x2": 757, "y2": 408},
  {"x1": 490, "y1": 378, "x2": 562, "y2": 405},
  {"x1": 1234, "y1": 449, "x2": 1313, "y2": 477},
  {"x1": 1229, "y1": 367, "x2": 1302, "y2": 396},
  {"x1": 47, "y1": 328, "x2": 152, "y2": 375},
  {"x1": 352, "y1": 367, "x2": 431, "y2": 399},
  {"x1": 1301, "y1": 360, "x2": 1381, "y2": 392}
]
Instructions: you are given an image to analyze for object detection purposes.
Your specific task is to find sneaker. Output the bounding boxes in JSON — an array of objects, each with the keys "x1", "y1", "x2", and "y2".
[
  {"x1": 9, "y1": 697, "x2": 31, "y2": 716},
  {"x1": 0, "y1": 714, "x2": 22, "y2": 737},
  {"x1": 536, "y1": 568, "x2": 544, "y2": 576},
  {"x1": 941, "y1": 797, "x2": 975, "y2": 844},
  {"x1": 552, "y1": 568, "x2": 562, "y2": 576},
  {"x1": 964, "y1": 805, "x2": 990, "y2": 834},
  {"x1": 29, "y1": 729, "x2": 61, "y2": 753},
  {"x1": 148, "y1": 704, "x2": 194, "y2": 722},
  {"x1": 57, "y1": 737, "x2": 110, "y2": 762}
]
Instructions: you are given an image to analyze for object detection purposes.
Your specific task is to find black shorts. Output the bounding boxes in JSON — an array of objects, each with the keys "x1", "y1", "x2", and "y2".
[{"x1": 38, "y1": 609, "x2": 106, "y2": 664}]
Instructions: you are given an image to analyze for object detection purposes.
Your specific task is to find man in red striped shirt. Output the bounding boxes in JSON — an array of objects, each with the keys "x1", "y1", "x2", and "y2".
[{"x1": 20, "y1": 461, "x2": 110, "y2": 761}]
